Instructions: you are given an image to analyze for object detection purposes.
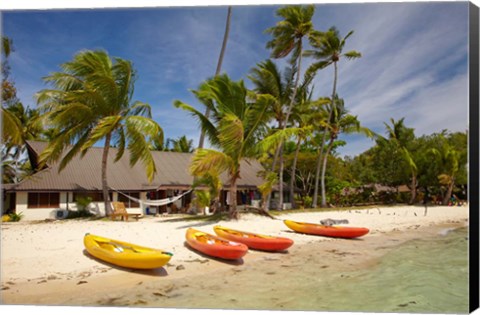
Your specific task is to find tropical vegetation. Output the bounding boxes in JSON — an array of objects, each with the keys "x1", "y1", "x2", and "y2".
[
  {"x1": 174, "y1": 74, "x2": 275, "y2": 219},
  {"x1": 1, "y1": 5, "x2": 469, "y2": 220},
  {"x1": 35, "y1": 50, "x2": 163, "y2": 215}
]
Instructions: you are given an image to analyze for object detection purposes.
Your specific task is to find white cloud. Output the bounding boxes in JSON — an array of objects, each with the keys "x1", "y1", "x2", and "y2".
[{"x1": 2, "y1": 2, "x2": 470, "y2": 158}]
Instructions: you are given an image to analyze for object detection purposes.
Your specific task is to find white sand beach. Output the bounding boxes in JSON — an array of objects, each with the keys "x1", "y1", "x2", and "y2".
[{"x1": 0, "y1": 205, "x2": 469, "y2": 310}]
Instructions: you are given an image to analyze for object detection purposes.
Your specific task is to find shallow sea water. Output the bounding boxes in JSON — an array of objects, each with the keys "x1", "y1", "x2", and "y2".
[
  {"x1": 293, "y1": 227, "x2": 469, "y2": 313},
  {"x1": 144, "y1": 227, "x2": 469, "y2": 313}
]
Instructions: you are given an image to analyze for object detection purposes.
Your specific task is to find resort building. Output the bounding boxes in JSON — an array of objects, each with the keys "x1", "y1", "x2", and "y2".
[{"x1": 2, "y1": 141, "x2": 268, "y2": 221}]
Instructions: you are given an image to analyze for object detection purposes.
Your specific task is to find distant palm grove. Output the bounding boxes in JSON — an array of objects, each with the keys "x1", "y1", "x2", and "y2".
[{"x1": 1, "y1": 5, "x2": 468, "y2": 220}]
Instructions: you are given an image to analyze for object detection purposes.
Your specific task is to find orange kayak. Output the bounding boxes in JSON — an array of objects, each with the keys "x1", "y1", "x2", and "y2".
[
  {"x1": 213, "y1": 225, "x2": 293, "y2": 251},
  {"x1": 284, "y1": 219, "x2": 369, "y2": 239},
  {"x1": 185, "y1": 228, "x2": 248, "y2": 260}
]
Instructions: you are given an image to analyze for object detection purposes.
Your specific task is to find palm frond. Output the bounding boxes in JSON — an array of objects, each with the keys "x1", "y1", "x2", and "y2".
[
  {"x1": 129, "y1": 101, "x2": 152, "y2": 117},
  {"x1": 218, "y1": 113, "x2": 244, "y2": 156},
  {"x1": 58, "y1": 134, "x2": 90, "y2": 171},
  {"x1": 113, "y1": 126, "x2": 126, "y2": 162},
  {"x1": 1, "y1": 107, "x2": 23, "y2": 145},
  {"x1": 125, "y1": 120, "x2": 157, "y2": 182},
  {"x1": 189, "y1": 149, "x2": 232, "y2": 176},
  {"x1": 343, "y1": 51, "x2": 362, "y2": 59},
  {"x1": 173, "y1": 100, "x2": 219, "y2": 147},
  {"x1": 257, "y1": 126, "x2": 312, "y2": 153},
  {"x1": 81, "y1": 115, "x2": 122, "y2": 150}
]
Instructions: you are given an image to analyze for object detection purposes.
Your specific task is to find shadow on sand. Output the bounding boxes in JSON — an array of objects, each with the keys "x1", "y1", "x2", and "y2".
[{"x1": 82, "y1": 250, "x2": 170, "y2": 277}]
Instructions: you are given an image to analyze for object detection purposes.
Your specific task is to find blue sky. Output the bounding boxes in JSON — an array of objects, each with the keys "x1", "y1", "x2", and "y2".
[{"x1": 0, "y1": 1, "x2": 471, "y2": 158}]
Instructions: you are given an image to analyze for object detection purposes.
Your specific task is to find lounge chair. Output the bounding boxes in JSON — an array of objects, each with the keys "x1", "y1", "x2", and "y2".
[{"x1": 110, "y1": 202, "x2": 141, "y2": 221}]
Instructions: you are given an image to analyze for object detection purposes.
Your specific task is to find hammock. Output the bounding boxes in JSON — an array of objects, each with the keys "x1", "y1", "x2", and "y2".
[{"x1": 110, "y1": 188, "x2": 192, "y2": 207}]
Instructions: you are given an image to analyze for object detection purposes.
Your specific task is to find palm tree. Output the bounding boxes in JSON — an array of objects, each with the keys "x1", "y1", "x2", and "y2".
[
  {"x1": 198, "y1": 6, "x2": 232, "y2": 149},
  {"x1": 1, "y1": 103, "x2": 45, "y2": 183},
  {"x1": 265, "y1": 4, "x2": 315, "y2": 210},
  {"x1": 36, "y1": 50, "x2": 163, "y2": 215},
  {"x1": 175, "y1": 74, "x2": 273, "y2": 219},
  {"x1": 319, "y1": 96, "x2": 373, "y2": 207},
  {"x1": 1, "y1": 36, "x2": 22, "y2": 146},
  {"x1": 383, "y1": 118, "x2": 418, "y2": 204},
  {"x1": 168, "y1": 135, "x2": 194, "y2": 153},
  {"x1": 306, "y1": 27, "x2": 361, "y2": 208},
  {"x1": 288, "y1": 87, "x2": 328, "y2": 208},
  {"x1": 248, "y1": 59, "x2": 293, "y2": 209},
  {"x1": 192, "y1": 170, "x2": 222, "y2": 215},
  {"x1": 429, "y1": 138, "x2": 461, "y2": 205}
]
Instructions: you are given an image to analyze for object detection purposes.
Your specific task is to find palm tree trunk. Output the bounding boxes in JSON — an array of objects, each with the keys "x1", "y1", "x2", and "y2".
[
  {"x1": 276, "y1": 41, "x2": 304, "y2": 212},
  {"x1": 277, "y1": 143, "x2": 284, "y2": 211},
  {"x1": 321, "y1": 139, "x2": 335, "y2": 207},
  {"x1": 289, "y1": 136, "x2": 302, "y2": 208},
  {"x1": 319, "y1": 62, "x2": 338, "y2": 208},
  {"x1": 312, "y1": 148, "x2": 323, "y2": 208},
  {"x1": 408, "y1": 174, "x2": 417, "y2": 204},
  {"x1": 443, "y1": 178, "x2": 455, "y2": 205},
  {"x1": 284, "y1": 42, "x2": 303, "y2": 124},
  {"x1": 228, "y1": 170, "x2": 239, "y2": 219},
  {"x1": 102, "y1": 133, "x2": 112, "y2": 216},
  {"x1": 198, "y1": 6, "x2": 232, "y2": 149},
  {"x1": 265, "y1": 120, "x2": 283, "y2": 211}
]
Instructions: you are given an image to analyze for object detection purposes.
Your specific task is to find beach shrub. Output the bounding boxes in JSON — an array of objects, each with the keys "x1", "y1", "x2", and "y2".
[
  {"x1": 303, "y1": 195, "x2": 313, "y2": 208},
  {"x1": 194, "y1": 190, "x2": 211, "y2": 211},
  {"x1": 71, "y1": 196, "x2": 94, "y2": 218},
  {"x1": 8, "y1": 212, "x2": 24, "y2": 222}
]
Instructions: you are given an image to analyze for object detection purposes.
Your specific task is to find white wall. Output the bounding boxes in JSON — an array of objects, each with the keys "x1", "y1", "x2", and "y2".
[
  {"x1": 14, "y1": 191, "x2": 146, "y2": 221},
  {"x1": 15, "y1": 192, "x2": 58, "y2": 221}
]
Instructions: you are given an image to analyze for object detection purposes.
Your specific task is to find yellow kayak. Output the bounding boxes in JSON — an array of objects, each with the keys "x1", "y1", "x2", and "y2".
[{"x1": 83, "y1": 233, "x2": 173, "y2": 269}]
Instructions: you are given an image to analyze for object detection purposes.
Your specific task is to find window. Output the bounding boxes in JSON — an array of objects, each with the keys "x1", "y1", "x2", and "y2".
[
  {"x1": 27, "y1": 192, "x2": 60, "y2": 208},
  {"x1": 117, "y1": 192, "x2": 140, "y2": 208},
  {"x1": 73, "y1": 192, "x2": 112, "y2": 202}
]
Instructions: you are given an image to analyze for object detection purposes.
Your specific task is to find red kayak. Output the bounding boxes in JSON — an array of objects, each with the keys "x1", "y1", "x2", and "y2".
[
  {"x1": 213, "y1": 225, "x2": 294, "y2": 251},
  {"x1": 185, "y1": 228, "x2": 248, "y2": 260},
  {"x1": 284, "y1": 219, "x2": 369, "y2": 239}
]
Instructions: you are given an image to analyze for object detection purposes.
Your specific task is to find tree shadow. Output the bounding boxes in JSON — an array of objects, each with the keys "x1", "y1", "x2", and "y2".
[
  {"x1": 176, "y1": 221, "x2": 217, "y2": 229},
  {"x1": 249, "y1": 248, "x2": 292, "y2": 254}
]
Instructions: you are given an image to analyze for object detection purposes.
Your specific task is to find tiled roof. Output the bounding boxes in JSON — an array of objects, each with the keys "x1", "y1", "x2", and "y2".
[{"x1": 7, "y1": 141, "x2": 265, "y2": 192}]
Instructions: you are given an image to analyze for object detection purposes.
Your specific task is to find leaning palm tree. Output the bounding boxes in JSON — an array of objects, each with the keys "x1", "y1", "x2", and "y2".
[
  {"x1": 288, "y1": 85, "x2": 329, "y2": 208},
  {"x1": 434, "y1": 145, "x2": 460, "y2": 205},
  {"x1": 319, "y1": 96, "x2": 373, "y2": 207},
  {"x1": 36, "y1": 50, "x2": 163, "y2": 215},
  {"x1": 198, "y1": 6, "x2": 233, "y2": 149},
  {"x1": 248, "y1": 59, "x2": 294, "y2": 209},
  {"x1": 265, "y1": 4, "x2": 315, "y2": 210},
  {"x1": 175, "y1": 74, "x2": 273, "y2": 219},
  {"x1": 306, "y1": 27, "x2": 361, "y2": 208}
]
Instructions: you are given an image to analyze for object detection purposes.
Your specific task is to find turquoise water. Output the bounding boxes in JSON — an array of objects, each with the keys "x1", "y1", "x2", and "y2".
[
  {"x1": 106, "y1": 227, "x2": 470, "y2": 313},
  {"x1": 294, "y1": 227, "x2": 469, "y2": 313}
]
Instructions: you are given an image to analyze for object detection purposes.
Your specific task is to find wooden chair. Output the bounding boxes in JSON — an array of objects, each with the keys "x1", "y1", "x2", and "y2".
[{"x1": 110, "y1": 202, "x2": 141, "y2": 221}]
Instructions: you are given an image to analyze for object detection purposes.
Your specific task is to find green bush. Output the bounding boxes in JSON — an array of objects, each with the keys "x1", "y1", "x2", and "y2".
[
  {"x1": 8, "y1": 212, "x2": 24, "y2": 222},
  {"x1": 303, "y1": 196, "x2": 313, "y2": 208},
  {"x1": 70, "y1": 196, "x2": 94, "y2": 218}
]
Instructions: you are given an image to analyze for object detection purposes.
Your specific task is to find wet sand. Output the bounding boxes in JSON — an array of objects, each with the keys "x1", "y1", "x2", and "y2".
[{"x1": 0, "y1": 205, "x2": 469, "y2": 311}]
